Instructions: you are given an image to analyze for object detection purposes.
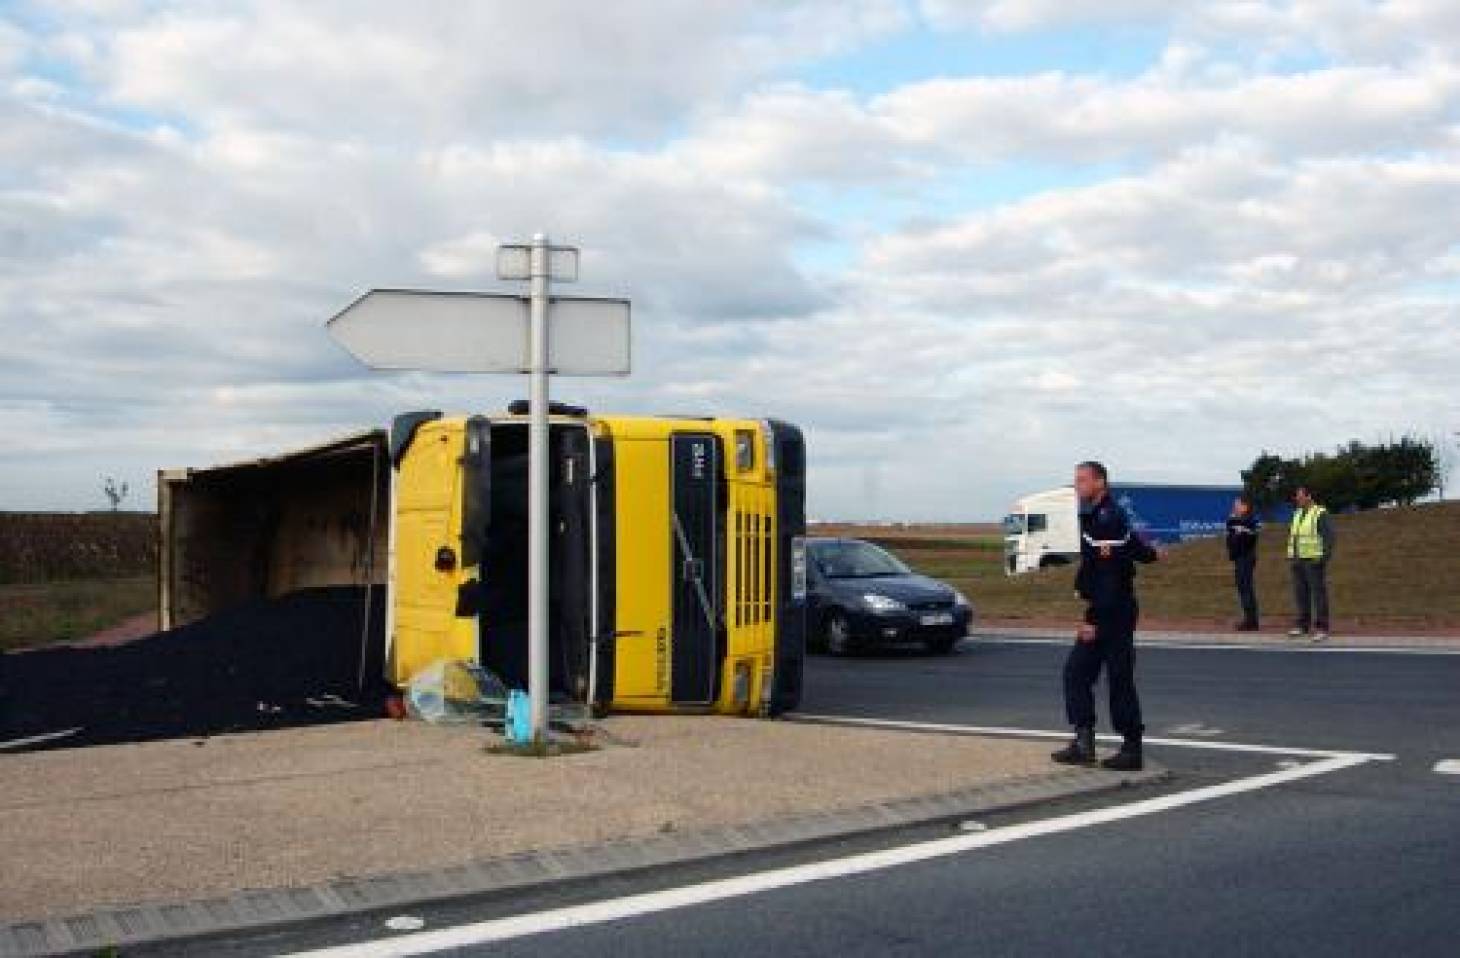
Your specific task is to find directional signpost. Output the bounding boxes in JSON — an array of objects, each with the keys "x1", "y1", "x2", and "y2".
[{"x1": 327, "y1": 234, "x2": 630, "y2": 744}]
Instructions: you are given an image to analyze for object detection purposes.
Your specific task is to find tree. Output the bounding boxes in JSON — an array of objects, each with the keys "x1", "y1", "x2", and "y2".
[
  {"x1": 1241, "y1": 437, "x2": 1438, "y2": 513},
  {"x1": 102, "y1": 476, "x2": 129, "y2": 512}
]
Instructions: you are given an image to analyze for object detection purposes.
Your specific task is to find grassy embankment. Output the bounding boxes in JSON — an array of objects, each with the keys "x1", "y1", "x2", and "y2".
[
  {"x1": 815, "y1": 501, "x2": 1460, "y2": 633},
  {"x1": 0, "y1": 512, "x2": 156, "y2": 652}
]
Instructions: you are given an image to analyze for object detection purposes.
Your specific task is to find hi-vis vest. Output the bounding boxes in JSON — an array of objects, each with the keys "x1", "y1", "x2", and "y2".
[{"x1": 1288, "y1": 505, "x2": 1328, "y2": 560}]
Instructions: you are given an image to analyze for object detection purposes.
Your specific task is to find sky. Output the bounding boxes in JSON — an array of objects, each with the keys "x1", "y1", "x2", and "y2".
[{"x1": 1, "y1": 0, "x2": 1457, "y2": 520}]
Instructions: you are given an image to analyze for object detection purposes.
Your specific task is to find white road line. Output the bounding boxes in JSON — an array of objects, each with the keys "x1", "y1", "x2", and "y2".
[
  {"x1": 1434, "y1": 760, "x2": 1460, "y2": 775},
  {"x1": 0, "y1": 727, "x2": 82, "y2": 751},
  {"x1": 972, "y1": 636, "x2": 1460, "y2": 655},
  {"x1": 1166, "y1": 723, "x2": 1225, "y2": 738},
  {"x1": 278, "y1": 753, "x2": 1375, "y2": 958},
  {"x1": 792, "y1": 714, "x2": 1396, "y2": 761}
]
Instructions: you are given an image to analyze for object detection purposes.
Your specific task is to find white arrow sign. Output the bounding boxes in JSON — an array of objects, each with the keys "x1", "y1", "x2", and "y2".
[{"x1": 326, "y1": 288, "x2": 630, "y2": 375}]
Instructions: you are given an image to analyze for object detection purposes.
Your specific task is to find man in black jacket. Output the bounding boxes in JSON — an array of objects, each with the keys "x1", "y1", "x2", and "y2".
[
  {"x1": 1226, "y1": 495, "x2": 1261, "y2": 631},
  {"x1": 1052, "y1": 461, "x2": 1162, "y2": 771}
]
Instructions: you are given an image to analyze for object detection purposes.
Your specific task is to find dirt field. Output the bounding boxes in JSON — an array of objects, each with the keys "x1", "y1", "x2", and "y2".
[
  {"x1": 0, "y1": 511, "x2": 155, "y2": 583},
  {"x1": 0, "y1": 512, "x2": 158, "y2": 651},
  {"x1": 824, "y1": 501, "x2": 1460, "y2": 634}
]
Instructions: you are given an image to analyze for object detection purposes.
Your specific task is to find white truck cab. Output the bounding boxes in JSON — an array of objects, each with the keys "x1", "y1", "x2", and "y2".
[{"x1": 1003, "y1": 486, "x2": 1080, "y2": 575}]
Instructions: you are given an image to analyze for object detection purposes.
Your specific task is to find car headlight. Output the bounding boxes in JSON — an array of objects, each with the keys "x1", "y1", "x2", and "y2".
[
  {"x1": 952, "y1": 590, "x2": 971, "y2": 609},
  {"x1": 862, "y1": 593, "x2": 906, "y2": 614}
]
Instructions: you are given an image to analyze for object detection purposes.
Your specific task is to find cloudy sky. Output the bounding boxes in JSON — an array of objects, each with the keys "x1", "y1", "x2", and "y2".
[{"x1": 2, "y1": 1, "x2": 1457, "y2": 519}]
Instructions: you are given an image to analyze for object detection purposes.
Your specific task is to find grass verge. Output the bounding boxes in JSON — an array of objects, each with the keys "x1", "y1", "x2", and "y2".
[
  {"x1": 0, "y1": 577, "x2": 155, "y2": 652},
  {"x1": 823, "y1": 501, "x2": 1460, "y2": 633}
]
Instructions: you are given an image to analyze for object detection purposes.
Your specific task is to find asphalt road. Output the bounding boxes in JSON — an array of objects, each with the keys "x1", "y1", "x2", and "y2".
[{"x1": 175, "y1": 638, "x2": 1460, "y2": 957}]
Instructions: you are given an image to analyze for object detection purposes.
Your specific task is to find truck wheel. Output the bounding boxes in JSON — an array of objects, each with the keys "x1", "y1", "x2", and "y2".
[{"x1": 824, "y1": 611, "x2": 854, "y2": 656}]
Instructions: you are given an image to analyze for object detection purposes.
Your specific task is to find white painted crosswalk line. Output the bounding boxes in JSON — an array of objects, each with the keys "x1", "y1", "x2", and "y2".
[{"x1": 1434, "y1": 760, "x2": 1460, "y2": 775}]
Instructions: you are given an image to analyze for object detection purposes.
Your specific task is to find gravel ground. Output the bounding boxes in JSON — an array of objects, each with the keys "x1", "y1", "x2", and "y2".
[{"x1": 0, "y1": 715, "x2": 1053, "y2": 921}]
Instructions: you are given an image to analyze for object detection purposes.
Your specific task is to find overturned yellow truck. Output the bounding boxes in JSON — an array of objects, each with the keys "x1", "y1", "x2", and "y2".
[{"x1": 159, "y1": 406, "x2": 806, "y2": 717}]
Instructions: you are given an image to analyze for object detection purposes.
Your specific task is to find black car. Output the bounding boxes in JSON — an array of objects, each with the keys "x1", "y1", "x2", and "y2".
[{"x1": 805, "y1": 537, "x2": 974, "y2": 655}]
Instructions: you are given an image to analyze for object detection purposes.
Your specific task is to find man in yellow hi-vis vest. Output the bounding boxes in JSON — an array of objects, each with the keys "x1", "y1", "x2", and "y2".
[{"x1": 1287, "y1": 486, "x2": 1335, "y2": 642}]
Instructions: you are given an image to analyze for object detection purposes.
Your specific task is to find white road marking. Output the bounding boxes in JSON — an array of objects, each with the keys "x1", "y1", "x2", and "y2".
[
  {"x1": 1434, "y1": 760, "x2": 1460, "y2": 775},
  {"x1": 793, "y1": 714, "x2": 1396, "y2": 761},
  {"x1": 0, "y1": 727, "x2": 83, "y2": 751},
  {"x1": 971, "y1": 636, "x2": 1460, "y2": 656},
  {"x1": 279, "y1": 736, "x2": 1384, "y2": 957},
  {"x1": 384, "y1": 917, "x2": 425, "y2": 932},
  {"x1": 1167, "y1": 723, "x2": 1225, "y2": 737}
]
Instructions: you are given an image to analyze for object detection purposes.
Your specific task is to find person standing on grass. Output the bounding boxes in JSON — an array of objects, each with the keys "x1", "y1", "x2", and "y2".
[
  {"x1": 1052, "y1": 461, "x2": 1163, "y2": 772},
  {"x1": 1226, "y1": 495, "x2": 1261, "y2": 631},
  {"x1": 1288, "y1": 485, "x2": 1335, "y2": 642}
]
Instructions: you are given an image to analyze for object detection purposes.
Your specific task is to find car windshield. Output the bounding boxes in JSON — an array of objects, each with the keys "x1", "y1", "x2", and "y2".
[{"x1": 811, "y1": 540, "x2": 911, "y2": 578}]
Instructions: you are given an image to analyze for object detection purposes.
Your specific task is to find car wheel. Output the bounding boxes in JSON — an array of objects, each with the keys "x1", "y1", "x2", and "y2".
[
  {"x1": 824, "y1": 611, "x2": 854, "y2": 656},
  {"x1": 924, "y1": 635, "x2": 958, "y2": 655}
]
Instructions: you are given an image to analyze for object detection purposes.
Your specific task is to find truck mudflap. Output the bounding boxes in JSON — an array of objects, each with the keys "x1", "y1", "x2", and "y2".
[{"x1": 766, "y1": 419, "x2": 806, "y2": 715}]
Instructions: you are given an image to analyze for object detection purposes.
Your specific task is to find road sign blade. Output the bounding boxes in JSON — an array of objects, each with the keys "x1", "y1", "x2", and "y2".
[
  {"x1": 547, "y1": 246, "x2": 579, "y2": 282},
  {"x1": 326, "y1": 289, "x2": 529, "y2": 372},
  {"x1": 496, "y1": 245, "x2": 531, "y2": 281},
  {"x1": 548, "y1": 296, "x2": 631, "y2": 375}
]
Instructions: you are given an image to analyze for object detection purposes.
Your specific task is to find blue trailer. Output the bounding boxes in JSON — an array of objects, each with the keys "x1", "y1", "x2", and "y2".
[
  {"x1": 1004, "y1": 482, "x2": 1288, "y2": 574},
  {"x1": 1112, "y1": 484, "x2": 1243, "y2": 546}
]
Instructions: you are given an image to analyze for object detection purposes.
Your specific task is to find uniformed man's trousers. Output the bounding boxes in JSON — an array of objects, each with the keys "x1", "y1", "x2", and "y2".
[
  {"x1": 1064, "y1": 602, "x2": 1143, "y2": 743},
  {"x1": 1234, "y1": 554, "x2": 1259, "y2": 626}
]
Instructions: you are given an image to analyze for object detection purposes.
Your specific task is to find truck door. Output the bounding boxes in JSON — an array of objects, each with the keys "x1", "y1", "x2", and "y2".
[{"x1": 670, "y1": 432, "x2": 723, "y2": 705}]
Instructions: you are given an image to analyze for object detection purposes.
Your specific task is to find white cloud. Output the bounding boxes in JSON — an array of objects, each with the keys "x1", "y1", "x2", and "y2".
[
  {"x1": 1, "y1": 0, "x2": 1457, "y2": 517},
  {"x1": 680, "y1": 57, "x2": 1460, "y2": 183},
  {"x1": 57, "y1": 1, "x2": 908, "y2": 141},
  {"x1": 920, "y1": 1, "x2": 1460, "y2": 63}
]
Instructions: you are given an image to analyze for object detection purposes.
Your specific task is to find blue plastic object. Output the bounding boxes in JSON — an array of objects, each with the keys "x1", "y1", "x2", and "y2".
[{"x1": 505, "y1": 689, "x2": 533, "y2": 744}]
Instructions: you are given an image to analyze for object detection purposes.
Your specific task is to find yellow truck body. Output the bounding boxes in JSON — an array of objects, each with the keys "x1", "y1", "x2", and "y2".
[{"x1": 159, "y1": 408, "x2": 806, "y2": 717}]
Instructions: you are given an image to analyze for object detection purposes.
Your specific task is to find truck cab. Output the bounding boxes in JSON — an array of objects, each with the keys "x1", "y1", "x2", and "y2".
[{"x1": 1003, "y1": 486, "x2": 1080, "y2": 575}]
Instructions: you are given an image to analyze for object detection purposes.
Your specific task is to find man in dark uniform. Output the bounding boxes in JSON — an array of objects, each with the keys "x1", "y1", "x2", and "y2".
[
  {"x1": 1052, "y1": 461, "x2": 1162, "y2": 771},
  {"x1": 1226, "y1": 495, "x2": 1261, "y2": 631}
]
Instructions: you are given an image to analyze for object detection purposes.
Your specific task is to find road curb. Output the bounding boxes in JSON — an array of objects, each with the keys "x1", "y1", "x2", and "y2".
[
  {"x1": 0, "y1": 757, "x2": 1166, "y2": 956},
  {"x1": 973, "y1": 627, "x2": 1460, "y2": 653}
]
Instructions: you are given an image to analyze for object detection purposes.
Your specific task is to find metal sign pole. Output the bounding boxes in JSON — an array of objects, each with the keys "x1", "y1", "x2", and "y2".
[{"x1": 527, "y1": 233, "x2": 551, "y2": 744}]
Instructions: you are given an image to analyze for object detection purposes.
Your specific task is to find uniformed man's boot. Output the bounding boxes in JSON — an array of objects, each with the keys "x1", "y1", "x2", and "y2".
[
  {"x1": 1051, "y1": 727, "x2": 1096, "y2": 766},
  {"x1": 1101, "y1": 740, "x2": 1143, "y2": 772}
]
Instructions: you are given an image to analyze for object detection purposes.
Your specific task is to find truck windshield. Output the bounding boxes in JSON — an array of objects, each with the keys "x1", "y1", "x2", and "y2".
[
  {"x1": 811, "y1": 540, "x2": 910, "y2": 578},
  {"x1": 1003, "y1": 514, "x2": 1025, "y2": 535}
]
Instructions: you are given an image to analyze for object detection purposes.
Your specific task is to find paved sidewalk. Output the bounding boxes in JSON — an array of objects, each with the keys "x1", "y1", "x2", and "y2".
[{"x1": 1, "y1": 715, "x2": 1081, "y2": 925}]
